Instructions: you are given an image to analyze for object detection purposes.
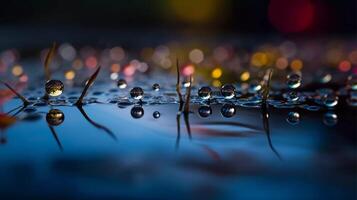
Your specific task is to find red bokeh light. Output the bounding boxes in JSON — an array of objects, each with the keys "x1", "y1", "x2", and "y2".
[{"x1": 268, "y1": 0, "x2": 314, "y2": 33}]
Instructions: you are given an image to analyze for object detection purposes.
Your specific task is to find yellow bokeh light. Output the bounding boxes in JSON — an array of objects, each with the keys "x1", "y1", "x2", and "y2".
[
  {"x1": 65, "y1": 70, "x2": 75, "y2": 80},
  {"x1": 251, "y1": 52, "x2": 268, "y2": 67},
  {"x1": 211, "y1": 68, "x2": 222, "y2": 79},
  {"x1": 291, "y1": 59, "x2": 303, "y2": 71},
  {"x1": 168, "y1": 0, "x2": 222, "y2": 24},
  {"x1": 12, "y1": 65, "x2": 23, "y2": 76},
  {"x1": 240, "y1": 71, "x2": 250, "y2": 81},
  {"x1": 212, "y1": 79, "x2": 221, "y2": 87}
]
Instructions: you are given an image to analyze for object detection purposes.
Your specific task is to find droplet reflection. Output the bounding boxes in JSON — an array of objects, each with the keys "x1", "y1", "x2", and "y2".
[
  {"x1": 323, "y1": 112, "x2": 338, "y2": 126},
  {"x1": 131, "y1": 106, "x2": 144, "y2": 119},
  {"x1": 198, "y1": 105, "x2": 212, "y2": 118},
  {"x1": 46, "y1": 109, "x2": 65, "y2": 126},
  {"x1": 286, "y1": 111, "x2": 300, "y2": 125},
  {"x1": 220, "y1": 103, "x2": 236, "y2": 118}
]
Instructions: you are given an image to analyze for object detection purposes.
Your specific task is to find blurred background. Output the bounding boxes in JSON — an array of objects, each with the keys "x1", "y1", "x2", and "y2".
[
  {"x1": 0, "y1": 0, "x2": 355, "y2": 46},
  {"x1": 0, "y1": 0, "x2": 356, "y2": 86}
]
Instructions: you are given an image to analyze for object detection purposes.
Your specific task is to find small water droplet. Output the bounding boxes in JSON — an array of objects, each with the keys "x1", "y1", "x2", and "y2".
[
  {"x1": 131, "y1": 106, "x2": 144, "y2": 119},
  {"x1": 46, "y1": 109, "x2": 65, "y2": 126},
  {"x1": 286, "y1": 91, "x2": 299, "y2": 102},
  {"x1": 323, "y1": 112, "x2": 338, "y2": 126},
  {"x1": 153, "y1": 111, "x2": 161, "y2": 118},
  {"x1": 286, "y1": 111, "x2": 300, "y2": 125},
  {"x1": 152, "y1": 83, "x2": 160, "y2": 91},
  {"x1": 221, "y1": 84, "x2": 236, "y2": 99},
  {"x1": 221, "y1": 103, "x2": 236, "y2": 118},
  {"x1": 130, "y1": 87, "x2": 144, "y2": 100},
  {"x1": 182, "y1": 81, "x2": 191, "y2": 88},
  {"x1": 198, "y1": 105, "x2": 212, "y2": 118},
  {"x1": 286, "y1": 73, "x2": 301, "y2": 89},
  {"x1": 45, "y1": 80, "x2": 64, "y2": 97},
  {"x1": 198, "y1": 86, "x2": 212, "y2": 100},
  {"x1": 321, "y1": 94, "x2": 338, "y2": 107},
  {"x1": 117, "y1": 79, "x2": 127, "y2": 89},
  {"x1": 347, "y1": 74, "x2": 357, "y2": 90}
]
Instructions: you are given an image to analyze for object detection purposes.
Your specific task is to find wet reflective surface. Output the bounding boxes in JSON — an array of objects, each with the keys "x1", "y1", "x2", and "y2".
[{"x1": 1, "y1": 95, "x2": 356, "y2": 199}]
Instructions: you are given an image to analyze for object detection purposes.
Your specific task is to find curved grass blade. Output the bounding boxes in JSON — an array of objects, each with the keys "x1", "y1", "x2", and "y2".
[
  {"x1": 0, "y1": 81, "x2": 29, "y2": 106},
  {"x1": 75, "y1": 66, "x2": 101, "y2": 106},
  {"x1": 44, "y1": 42, "x2": 57, "y2": 81},
  {"x1": 176, "y1": 59, "x2": 184, "y2": 112},
  {"x1": 184, "y1": 75, "x2": 192, "y2": 114},
  {"x1": 262, "y1": 68, "x2": 273, "y2": 103}
]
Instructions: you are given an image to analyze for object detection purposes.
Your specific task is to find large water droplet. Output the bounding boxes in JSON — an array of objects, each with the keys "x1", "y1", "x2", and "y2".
[
  {"x1": 321, "y1": 94, "x2": 338, "y2": 108},
  {"x1": 117, "y1": 79, "x2": 127, "y2": 89},
  {"x1": 323, "y1": 112, "x2": 338, "y2": 126},
  {"x1": 45, "y1": 80, "x2": 64, "y2": 97},
  {"x1": 286, "y1": 111, "x2": 300, "y2": 125},
  {"x1": 221, "y1": 103, "x2": 236, "y2": 118},
  {"x1": 130, "y1": 87, "x2": 144, "y2": 100},
  {"x1": 46, "y1": 109, "x2": 65, "y2": 126},
  {"x1": 153, "y1": 111, "x2": 161, "y2": 118},
  {"x1": 286, "y1": 73, "x2": 301, "y2": 89},
  {"x1": 152, "y1": 83, "x2": 160, "y2": 91},
  {"x1": 198, "y1": 86, "x2": 212, "y2": 100},
  {"x1": 221, "y1": 84, "x2": 236, "y2": 99},
  {"x1": 198, "y1": 105, "x2": 212, "y2": 118},
  {"x1": 131, "y1": 106, "x2": 144, "y2": 119}
]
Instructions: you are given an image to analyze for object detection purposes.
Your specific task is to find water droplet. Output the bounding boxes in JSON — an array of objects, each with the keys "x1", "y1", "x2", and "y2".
[
  {"x1": 248, "y1": 80, "x2": 262, "y2": 93},
  {"x1": 198, "y1": 86, "x2": 212, "y2": 100},
  {"x1": 117, "y1": 79, "x2": 127, "y2": 89},
  {"x1": 182, "y1": 81, "x2": 191, "y2": 88},
  {"x1": 286, "y1": 91, "x2": 299, "y2": 102},
  {"x1": 152, "y1": 83, "x2": 160, "y2": 91},
  {"x1": 46, "y1": 109, "x2": 65, "y2": 126},
  {"x1": 45, "y1": 80, "x2": 64, "y2": 97},
  {"x1": 286, "y1": 73, "x2": 301, "y2": 89},
  {"x1": 153, "y1": 111, "x2": 161, "y2": 118},
  {"x1": 130, "y1": 87, "x2": 144, "y2": 100},
  {"x1": 323, "y1": 112, "x2": 338, "y2": 126},
  {"x1": 221, "y1": 103, "x2": 236, "y2": 118},
  {"x1": 198, "y1": 105, "x2": 212, "y2": 118},
  {"x1": 131, "y1": 106, "x2": 144, "y2": 119},
  {"x1": 321, "y1": 94, "x2": 338, "y2": 107},
  {"x1": 347, "y1": 74, "x2": 357, "y2": 90},
  {"x1": 286, "y1": 111, "x2": 300, "y2": 125},
  {"x1": 221, "y1": 84, "x2": 236, "y2": 99}
]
